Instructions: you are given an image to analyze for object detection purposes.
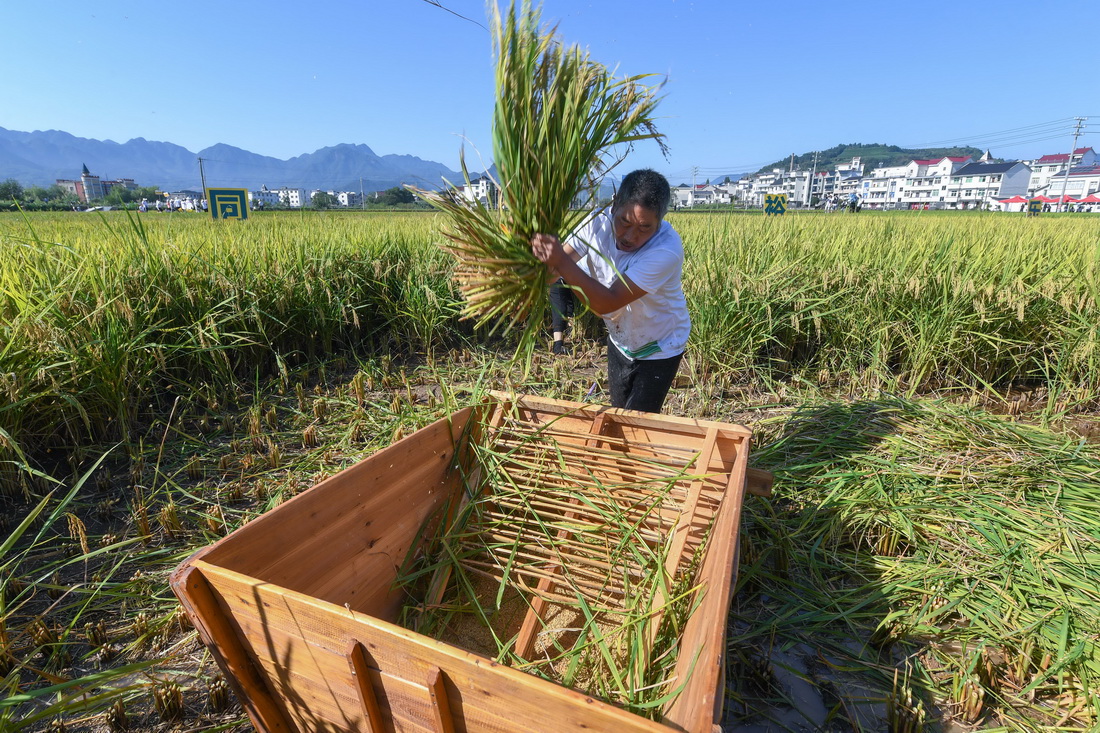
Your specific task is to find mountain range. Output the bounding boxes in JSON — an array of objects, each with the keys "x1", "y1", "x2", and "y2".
[{"x1": 0, "y1": 127, "x2": 463, "y2": 192}]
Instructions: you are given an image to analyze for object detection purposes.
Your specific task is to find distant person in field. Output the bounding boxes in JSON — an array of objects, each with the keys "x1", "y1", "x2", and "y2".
[
  {"x1": 548, "y1": 277, "x2": 575, "y2": 355},
  {"x1": 531, "y1": 169, "x2": 690, "y2": 413}
]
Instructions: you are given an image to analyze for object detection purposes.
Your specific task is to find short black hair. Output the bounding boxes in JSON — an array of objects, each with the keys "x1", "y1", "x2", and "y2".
[{"x1": 613, "y1": 169, "x2": 671, "y2": 219}]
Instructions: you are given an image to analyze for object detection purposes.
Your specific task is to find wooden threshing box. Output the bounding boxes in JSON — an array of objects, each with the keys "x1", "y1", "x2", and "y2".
[{"x1": 171, "y1": 394, "x2": 756, "y2": 732}]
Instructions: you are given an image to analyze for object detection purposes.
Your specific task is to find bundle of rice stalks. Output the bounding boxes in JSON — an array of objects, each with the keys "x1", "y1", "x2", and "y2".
[{"x1": 416, "y1": 1, "x2": 666, "y2": 337}]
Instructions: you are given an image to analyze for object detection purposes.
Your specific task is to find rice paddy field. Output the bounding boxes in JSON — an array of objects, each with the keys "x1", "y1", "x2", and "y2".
[{"x1": 2, "y1": 208, "x2": 1099, "y2": 731}]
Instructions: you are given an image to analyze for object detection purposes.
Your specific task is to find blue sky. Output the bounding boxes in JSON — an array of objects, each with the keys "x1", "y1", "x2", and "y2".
[{"x1": 3, "y1": 1, "x2": 1096, "y2": 184}]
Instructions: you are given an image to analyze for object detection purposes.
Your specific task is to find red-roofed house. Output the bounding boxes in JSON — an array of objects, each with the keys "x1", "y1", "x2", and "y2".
[
  {"x1": 1026, "y1": 147, "x2": 1096, "y2": 193},
  {"x1": 898, "y1": 156, "x2": 973, "y2": 208},
  {"x1": 1037, "y1": 162, "x2": 1100, "y2": 207}
]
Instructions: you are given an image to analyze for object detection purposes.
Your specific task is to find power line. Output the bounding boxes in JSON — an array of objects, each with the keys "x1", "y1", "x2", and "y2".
[
  {"x1": 901, "y1": 117, "x2": 1076, "y2": 148},
  {"x1": 418, "y1": 0, "x2": 487, "y2": 30}
]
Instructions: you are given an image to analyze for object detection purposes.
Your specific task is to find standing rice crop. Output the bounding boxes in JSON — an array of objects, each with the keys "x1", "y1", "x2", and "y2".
[{"x1": 416, "y1": 1, "x2": 666, "y2": 339}]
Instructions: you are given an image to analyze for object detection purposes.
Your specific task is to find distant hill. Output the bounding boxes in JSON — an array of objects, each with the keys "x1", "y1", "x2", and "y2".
[
  {"x1": 0, "y1": 127, "x2": 461, "y2": 192},
  {"x1": 756, "y1": 143, "x2": 987, "y2": 175},
  {"x1": 673, "y1": 173, "x2": 743, "y2": 187}
]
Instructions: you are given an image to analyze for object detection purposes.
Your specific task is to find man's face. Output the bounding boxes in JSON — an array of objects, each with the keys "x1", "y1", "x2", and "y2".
[{"x1": 612, "y1": 203, "x2": 661, "y2": 252}]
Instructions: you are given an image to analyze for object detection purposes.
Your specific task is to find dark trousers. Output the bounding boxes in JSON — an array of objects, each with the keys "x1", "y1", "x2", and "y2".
[
  {"x1": 607, "y1": 342, "x2": 683, "y2": 413},
  {"x1": 549, "y1": 279, "x2": 574, "y2": 334}
]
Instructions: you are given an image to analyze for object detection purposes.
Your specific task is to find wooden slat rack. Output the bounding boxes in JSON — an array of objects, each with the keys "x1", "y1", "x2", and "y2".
[{"x1": 171, "y1": 393, "x2": 757, "y2": 733}]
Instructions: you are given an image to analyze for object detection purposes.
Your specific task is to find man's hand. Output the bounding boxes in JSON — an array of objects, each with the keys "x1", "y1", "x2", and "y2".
[
  {"x1": 531, "y1": 232, "x2": 646, "y2": 315},
  {"x1": 531, "y1": 233, "x2": 565, "y2": 271}
]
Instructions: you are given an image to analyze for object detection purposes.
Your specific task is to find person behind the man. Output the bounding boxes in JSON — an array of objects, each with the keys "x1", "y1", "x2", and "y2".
[
  {"x1": 530, "y1": 169, "x2": 690, "y2": 413},
  {"x1": 549, "y1": 277, "x2": 575, "y2": 355}
]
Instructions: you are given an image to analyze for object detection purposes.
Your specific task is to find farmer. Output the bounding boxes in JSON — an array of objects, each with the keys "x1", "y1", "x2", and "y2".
[{"x1": 531, "y1": 169, "x2": 689, "y2": 413}]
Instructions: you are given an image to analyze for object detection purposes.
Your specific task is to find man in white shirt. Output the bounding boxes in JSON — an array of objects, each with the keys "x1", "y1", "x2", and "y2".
[{"x1": 531, "y1": 169, "x2": 690, "y2": 412}]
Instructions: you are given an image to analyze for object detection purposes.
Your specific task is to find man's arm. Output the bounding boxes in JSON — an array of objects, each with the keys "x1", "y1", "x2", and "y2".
[{"x1": 532, "y1": 234, "x2": 646, "y2": 315}]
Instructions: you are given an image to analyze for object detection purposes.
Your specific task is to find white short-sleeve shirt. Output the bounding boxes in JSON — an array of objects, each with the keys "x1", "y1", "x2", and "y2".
[{"x1": 566, "y1": 211, "x2": 690, "y2": 360}]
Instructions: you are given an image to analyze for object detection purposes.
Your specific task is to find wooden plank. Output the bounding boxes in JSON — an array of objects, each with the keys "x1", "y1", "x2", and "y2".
[
  {"x1": 427, "y1": 666, "x2": 456, "y2": 733},
  {"x1": 169, "y1": 564, "x2": 296, "y2": 733},
  {"x1": 490, "y1": 391, "x2": 752, "y2": 442},
  {"x1": 745, "y1": 467, "x2": 774, "y2": 497},
  {"x1": 217, "y1": 411, "x2": 469, "y2": 620},
  {"x1": 512, "y1": 412, "x2": 609, "y2": 659},
  {"x1": 261, "y1": 645, "x2": 561, "y2": 733},
  {"x1": 663, "y1": 430, "x2": 751, "y2": 731},
  {"x1": 665, "y1": 427, "x2": 721, "y2": 576},
  {"x1": 637, "y1": 427, "x2": 720, "y2": 682},
  {"x1": 187, "y1": 407, "x2": 476, "y2": 609},
  {"x1": 347, "y1": 641, "x2": 386, "y2": 733},
  {"x1": 423, "y1": 399, "x2": 510, "y2": 615},
  {"x1": 198, "y1": 561, "x2": 671, "y2": 732}
]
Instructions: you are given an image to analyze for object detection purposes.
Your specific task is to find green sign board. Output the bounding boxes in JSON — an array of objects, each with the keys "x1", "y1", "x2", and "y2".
[{"x1": 207, "y1": 188, "x2": 249, "y2": 220}]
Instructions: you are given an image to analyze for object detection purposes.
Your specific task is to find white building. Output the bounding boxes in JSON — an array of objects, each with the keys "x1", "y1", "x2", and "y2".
[
  {"x1": 267, "y1": 187, "x2": 308, "y2": 208},
  {"x1": 714, "y1": 182, "x2": 737, "y2": 205},
  {"x1": 860, "y1": 164, "x2": 909, "y2": 209},
  {"x1": 249, "y1": 185, "x2": 280, "y2": 208},
  {"x1": 947, "y1": 161, "x2": 1031, "y2": 209},
  {"x1": 809, "y1": 170, "x2": 836, "y2": 204},
  {"x1": 336, "y1": 191, "x2": 361, "y2": 207},
  {"x1": 673, "y1": 183, "x2": 728, "y2": 208},
  {"x1": 834, "y1": 170, "x2": 864, "y2": 200},
  {"x1": 1025, "y1": 147, "x2": 1097, "y2": 194},
  {"x1": 897, "y1": 156, "x2": 971, "y2": 209},
  {"x1": 461, "y1": 176, "x2": 498, "y2": 206},
  {"x1": 308, "y1": 190, "x2": 360, "y2": 207},
  {"x1": 1037, "y1": 162, "x2": 1100, "y2": 203}
]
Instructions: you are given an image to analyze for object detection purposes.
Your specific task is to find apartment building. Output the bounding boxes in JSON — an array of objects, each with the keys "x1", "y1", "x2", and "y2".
[
  {"x1": 248, "y1": 186, "x2": 281, "y2": 208},
  {"x1": 947, "y1": 161, "x2": 1031, "y2": 209},
  {"x1": 734, "y1": 167, "x2": 813, "y2": 207},
  {"x1": 461, "y1": 176, "x2": 498, "y2": 206},
  {"x1": 809, "y1": 170, "x2": 836, "y2": 204},
  {"x1": 1040, "y1": 163, "x2": 1100, "y2": 201},
  {"x1": 860, "y1": 164, "x2": 909, "y2": 208},
  {"x1": 895, "y1": 157, "x2": 972, "y2": 209},
  {"x1": 1025, "y1": 147, "x2": 1097, "y2": 192},
  {"x1": 272, "y1": 187, "x2": 308, "y2": 207}
]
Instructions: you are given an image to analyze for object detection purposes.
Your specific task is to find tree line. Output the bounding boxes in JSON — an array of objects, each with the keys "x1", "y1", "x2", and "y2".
[
  {"x1": 0, "y1": 178, "x2": 431, "y2": 212},
  {"x1": 0, "y1": 178, "x2": 162, "y2": 211}
]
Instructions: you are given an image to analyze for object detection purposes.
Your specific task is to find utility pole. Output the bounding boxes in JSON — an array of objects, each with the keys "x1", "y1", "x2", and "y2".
[
  {"x1": 809, "y1": 151, "x2": 819, "y2": 207},
  {"x1": 360, "y1": 177, "x2": 365, "y2": 209},
  {"x1": 1057, "y1": 117, "x2": 1087, "y2": 212},
  {"x1": 690, "y1": 166, "x2": 699, "y2": 208},
  {"x1": 197, "y1": 157, "x2": 208, "y2": 194}
]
